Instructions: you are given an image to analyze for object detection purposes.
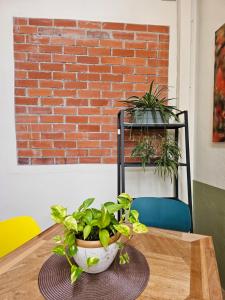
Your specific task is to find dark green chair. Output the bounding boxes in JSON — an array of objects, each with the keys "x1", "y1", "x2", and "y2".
[{"x1": 131, "y1": 197, "x2": 191, "y2": 232}]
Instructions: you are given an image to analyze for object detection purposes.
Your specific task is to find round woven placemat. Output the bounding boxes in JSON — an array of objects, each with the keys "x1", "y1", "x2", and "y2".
[{"x1": 38, "y1": 245, "x2": 150, "y2": 300}]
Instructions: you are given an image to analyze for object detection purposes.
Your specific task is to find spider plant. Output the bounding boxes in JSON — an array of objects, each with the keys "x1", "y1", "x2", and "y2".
[
  {"x1": 122, "y1": 80, "x2": 179, "y2": 122},
  {"x1": 131, "y1": 136, "x2": 156, "y2": 170},
  {"x1": 155, "y1": 136, "x2": 181, "y2": 181}
]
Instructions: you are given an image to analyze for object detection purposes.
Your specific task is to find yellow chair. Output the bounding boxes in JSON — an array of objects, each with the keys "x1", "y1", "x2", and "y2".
[{"x1": 0, "y1": 216, "x2": 41, "y2": 257}]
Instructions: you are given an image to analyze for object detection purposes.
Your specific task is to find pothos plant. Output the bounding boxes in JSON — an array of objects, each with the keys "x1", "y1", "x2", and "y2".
[{"x1": 50, "y1": 193, "x2": 148, "y2": 283}]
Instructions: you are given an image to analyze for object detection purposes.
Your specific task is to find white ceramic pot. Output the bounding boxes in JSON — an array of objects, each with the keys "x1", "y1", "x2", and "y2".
[{"x1": 74, "y1": 234, "x2": 120, "y2": 274}]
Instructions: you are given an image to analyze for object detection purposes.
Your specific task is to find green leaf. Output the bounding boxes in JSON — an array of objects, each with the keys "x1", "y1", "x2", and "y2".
[
  {"x1": 133, "y1": 222, "x2": 148, "y2": 233},
  {"x1": 116, "y1": 241, "x2": 124, "y2": 250},
  {"x1": 65, "y1": 232, "x2": 75, "y2": 246},
  {"x1": 113, "y1": 224, "x2": 130, "y2": 237},
  {"x1": 86, "y1": 256, "x2": 100, "y2": 267},
  {"x1": 67, "y1": 244, "x2": 77, "y2": 257},
  {"x1": 70, "y1": 265, "x2": 83, "y2": 284},
  {"x1": 90, "y1": 219, "x2": 100, "y2": 227},
  {"x1": 99, "y1": 229, "x2": 110, "y2": 248},
  {"x1": 51, "y1": 205, "x2": 67, "y2": 223},
  {"x1": 83, "y1": 224, "x2": 92, "y2": 240},
  {"x1": 128, "y1": 209, "x2": 139, "y2": 223},
  {"x1": 117, "y1": 193, "x2": 132, "y2": 203},
  {"x1": 77, "y1": 223, "x2": 84, "y2": 232},
  {"x1": 91, "y1": 208, "x2": 102, "y2": 219},
  {"x1": 52, "y1": 245, "x2": 65, "y2": 256},
  {"x1": 119, "y1": 252, "x2": 130, "y2": 265},
  {"x1": 72, "y1": 211, "x2": 84, "y2": 220},
  {"x1": 105, "y1": 203, "x2": 124, "y2": 214},
  {"x1": 100, "y1": 206, "x2": 111, "y2": 228},
  {"x1": 63, "y1": 216, "x2": 78, "y2": 231},
  {"x1": 82, "y1": 209, "x2": 93, "y2": 224},
  {"x1": 78, "y1": 198, "x2": 95, "y2": 211},
  {"x1": 53, "y1": 235, "x2": 62, "y2": 243}
]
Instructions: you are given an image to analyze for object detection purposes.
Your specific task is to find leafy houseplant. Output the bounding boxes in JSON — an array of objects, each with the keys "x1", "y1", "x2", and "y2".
[
  {"x1": 122, "y1": 80, "x2": 179, "y2": 124},
  {"x1": 131, "y1": 136, "x2": 155, "y2": 170},
  {"x1": 50, "y1": 193, "x2": 148, "y2": 283}
]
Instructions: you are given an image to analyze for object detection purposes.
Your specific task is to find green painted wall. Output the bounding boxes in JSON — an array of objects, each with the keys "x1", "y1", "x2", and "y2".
[{"x1": 193, "y1": 180, "x2": 225, "y2": 289}]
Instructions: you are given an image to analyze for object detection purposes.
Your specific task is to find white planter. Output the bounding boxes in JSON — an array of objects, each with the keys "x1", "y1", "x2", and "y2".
[{"x1": 74, "y1": 234, "x2": 120, "y2": 274}]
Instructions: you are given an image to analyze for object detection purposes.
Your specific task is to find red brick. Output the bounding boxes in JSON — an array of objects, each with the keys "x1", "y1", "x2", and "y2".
[
  {"x1": 124, "y1": 57, "x2": 146, "y2": 66},
  {"x1": 28, "y1": 53, "x2": 51, "y2": 62},
  {"x1": 157, "y1": 68, "x2": 168, "y2": 76},
  {"x1": 88, "y1": 133, "x2": 110, "y2": 140},
  {"x1": 112, "y1": 66, "x2": 133, "y2": 74},
  {"x1": 66, "y1": 116, "x2": 88, "y2": 123},
  {"x1": 29, "y1": 18, "x2": 53, "y2": 26},
  {"x1": 158, "y1": 43, "x2": 169, "y2": 50},
  {"x1": 78, "y1": 90, "x2": 100, "y2": 98},
  {"x1": 101, "y1": 124, "x2": 117, "y2": 132},
  {"x1": 53, "y1": 124, "x2": 75, "y2": 132},
  {"x1": 102, "y1": 22, "x2": 124, "y2": 30},
  {"x1": 78, "y1": 125, "x2": 100, "y2": 132},
  {"x1": 39, "y1": 80, "x2": 62, "y2": 88},
  {"x1": 89, "y1": 116, "x2": 112, "y2": 123},
  {"x1": 39, "y1": 45, "x2": 62, "y2": 53},
  {"x1": 66, "y1": 98, "x2": 88, "y2": 106},
  {"x1": 80, "y1": 157, "x2": 101, "y2": 163},
  {"x1": 14, "y1": 44, "x2": 38, "y2": 52},
  {"x1": 100, "y1": 40, "x2": 122, "y2": 48},
  {"x1": 54, "y1": 19, "x2": 77, "y2": 27},
  {"x1": 30, "y1": 124, "x2": 52, "y2": 132},
  {"x1": 135, "y1": 66, "x2": 157, "y2": 75},
  {"x1": 76, "y1": 39, "x2": 99, "y2": 47},
  {"x1": 27, "y1": 36, "x2": 50, "y2": 44},
  {"x1": 101, "y1": 74, "x2": 123, "y2": 82},
  {"x1": 89, "y1": 149, "x2": 111, "y2": 156},
  {"x1": 17, "y1": 26, "x2": 37, "y2": 34},
  {"x1": 15, "y1": 71, "x2": 27, "y2": 79},
  {"x1": 65, "y1": 64, "x2": 88, "y2": 72},
  {"x1": 102, "y1": 91, "x2": 123, "y2": 99},
  {"x1": 28, "y1": 107, "x2": 52, "y2": 114},
  {"x1": 102, "y1": 157, "x2": 117, "y2": 163},
  {"x1": 102, "y1": 108, "x2": 120, "y2": 115},
  {"x1": 88, "y1": 82, "x2": 111, "y2": 90},
  {"x1": 124, "y1": 74, "x2": 146, "y2": 83},
  {"x1": 89, "y1": 65, "x2": 111, "y2": 73},
  {"x1": 15, "y1": 62, "x2": 39, "y2": 70},
  {"x1": 14, "y1": 18, "x2": 27, "y2": 25},
  {"x1": 90, "y1": 99, "x2": 110, "y2": 106},
  {"x1": 28, "y1": 88, "x2": 52, "y2": 97},
  {"x1": 15, "y1": 80, "x2": 38, "y2": 87},
  {"x1": 54, "y1": 107, "x2": 76, "y2": 115},
  {"x1": 31, "y1": 141, "x2": 53, "y2": 148},
  {"x1": 15, "y1": 89, "x2": 25, "y2": 96},
  {"x1": 125, "y1": 24, "x2": 147, "y2": 31},
  {"x1": 101, "y1": 57, "x2": 123, "y2": 65},
  {"x1": 159, "y1": 34, "x2": 169, "y2": 42},
  {"x1": 135, "y1": 83, "x2": 151, "y2": 91},
  {"x1": 53, "y1": 72, "x2": 75, "y2": 80},
  {"x1": 16, "y1": 106, "x2": 27, "y2": 114},
  {"x1": 158, "y1": 50, "x2": 169, "y2": 59},
  {"x1": 41, "y1": 133, "x2": 64, "y2": 139},
  {"x1": 54, "y1": 90, "x2": 76, "y2": 97},
  {"x1": 136, "y1": 50, "x2": 157, "y2": 58},
  {"x1": 136, "y1": 33, "x2": 158, "y2": 41},
  {"x1": 28, "y1": 72, "x2": 52, "y2": 79},
  {"x1": 16, "y1": 124, "x2": 28, "y2": 131},
  {"x1": 112, "y1": 83, "x2": 134, "y2": 91},
  {"x1": 148, "y1": 25, "x2": 169, "y2": 33},
  {"x1": 50, "y1": 37, "x2": 74, "y2": 46},
  {"x1": 112, "y1": 49, "x2": 134, "y2": 57},
  {"x1": 40, "y1": 116, "x2": 64, "y2": 123},
  {"x1": 54, "y1": 141, "x2": 77, "y2": 148},
  {"x1": 78, "y1": 73, "x2": 100, "y2": 81},
  {"x1": 112, "y1": 32, "x2": 134, "y2": 40},
  {"x1": 77, "y1": 140, "x2": 100, "y2": 147},
  {"x1": 65, "y1": 133, "x2": 87, "y2": 140},
  {"x1": 64, "y1": 82, "x2": 87, "y2": 89},
  {"x1": 16, "y1": 116, "x2": 38, "y2": 123},
  {"x1": 78, "y1": 20, "x2": 101, "y2": 29},
  {"x1": 66, "y1": 149, "x2": 88, "y2": 156},
  {"x1": 31, "y1": 158, "x2": 54, "y2": 164},
  {"x1": 40, "y1": 63, "x2": 63, "y2": 71},
  {"x1": 14, "y1": 52, "x2": 27, "y2": 61},
  {"x1": 18, "y1": 149, "x2": 40, "y2": 157},
  {"x1": 87, "y1": 31, "x2": 110, "y2": 39},
  {"x1": 42, "y1": 149, "x2": 65, "y2": 156},
  {"x1": 14, "y1": 35, "x2": 26, "y2": 43},
  {"x1": 64, "y1": 46, "x2": 87, "y2": 55},
  {"x1": 53, "y1": 54, "x2": 76, "y2": 63},
  {"x1": 41, "y1": 98, "x2": 64, "y2": 106},
  {"x1": 88, "y1": 48, "x2": 110, "y2": 56},
  {"x1": 15, "y1": 97, "x2": 38, "y2": 105},
  {"x1": 77, "y1": 56, "x2": 99, "y2": 64}
]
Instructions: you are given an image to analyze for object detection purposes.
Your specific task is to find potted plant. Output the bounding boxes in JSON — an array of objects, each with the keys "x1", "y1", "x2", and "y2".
[
  {"x1": 121, "y1": 80, "x2": 179, "y2": 124},
  {"x1": 131, "y1": 135, "x2": 181, "y2": 181},
  {"x1": 50, "y1": 193, "x2": 148, "y2": 283}
]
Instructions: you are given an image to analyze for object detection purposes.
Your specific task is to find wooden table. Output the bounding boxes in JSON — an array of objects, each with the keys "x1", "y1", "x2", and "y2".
[{"x1": 0, "y1": 225, "x2": 223, "y2": 300}]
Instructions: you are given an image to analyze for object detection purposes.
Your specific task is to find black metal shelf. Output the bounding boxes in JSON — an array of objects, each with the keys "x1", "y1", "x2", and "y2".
[
  {"x1": 123, "y1": 122, "x2": 185, "y2": 129},
  {"x1": 117, "y1": 109, "x2": 193, "y2": 232},
  {"x1": 123, "y1": 162, "x2": 187, "y2": 168}
]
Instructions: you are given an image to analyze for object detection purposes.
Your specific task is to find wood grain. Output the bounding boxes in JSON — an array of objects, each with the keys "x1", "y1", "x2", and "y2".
[{"x1": 0, "y1": 225, "x2": 222, "y2": 300}]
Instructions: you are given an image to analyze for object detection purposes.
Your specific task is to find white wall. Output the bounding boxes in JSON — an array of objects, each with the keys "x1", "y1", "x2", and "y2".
[
  {"x1": 194, "y1": 0, "x2": 225, "y2": 190},
  {"x1": 0, "y1": 0, "x2": 178, "y2": 229}
]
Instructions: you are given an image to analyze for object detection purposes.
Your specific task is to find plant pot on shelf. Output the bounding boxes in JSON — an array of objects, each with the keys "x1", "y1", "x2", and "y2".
[
  {"x1": 74, "y1": 233, "x2": 120, "y2": 274},
  {"x1": 133, "y1": 109, "x2": 166, "y2": 124}
]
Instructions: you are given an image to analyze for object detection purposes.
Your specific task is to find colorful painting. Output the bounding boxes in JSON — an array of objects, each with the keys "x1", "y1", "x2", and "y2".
[{"x1": 213, "y1": 24, "x2": 225, "y2": 142}]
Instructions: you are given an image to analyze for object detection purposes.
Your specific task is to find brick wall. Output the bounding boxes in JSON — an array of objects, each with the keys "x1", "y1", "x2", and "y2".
[{"x1": 14, "y1": 17, "x2": 169, "y2": 165}]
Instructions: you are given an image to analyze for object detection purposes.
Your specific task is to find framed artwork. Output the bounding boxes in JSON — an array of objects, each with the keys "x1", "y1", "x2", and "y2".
[{"x1": 213, "y1": 24, "x2": 225, "y2": 142}]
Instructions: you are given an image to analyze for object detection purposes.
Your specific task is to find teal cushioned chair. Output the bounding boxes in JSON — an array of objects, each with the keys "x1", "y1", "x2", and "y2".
[{"x1": 131, "y1": 197, "x2": 191, "y2": 232}]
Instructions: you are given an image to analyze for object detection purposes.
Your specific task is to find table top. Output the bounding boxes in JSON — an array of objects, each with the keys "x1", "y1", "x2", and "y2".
[{"x1": 0, "y1": 225, "x2": 223, "y2": 300}]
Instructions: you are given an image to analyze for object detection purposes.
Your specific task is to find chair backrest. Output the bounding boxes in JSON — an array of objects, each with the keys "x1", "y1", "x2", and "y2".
[
  {"x1": 0, "y1": 216, "x2": 41, "y2": 257},
  {"x1": 131, "y1": 197, "x2": 191, "y2": 232}
]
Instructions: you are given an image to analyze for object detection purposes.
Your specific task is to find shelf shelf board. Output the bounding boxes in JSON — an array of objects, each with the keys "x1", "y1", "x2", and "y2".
[
  {"x1": 123, "y1": 122, "x2": 185, "y2": 129},
  {"x1": 122, "y1": 162, "x2": 187, "y2": 168}
]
